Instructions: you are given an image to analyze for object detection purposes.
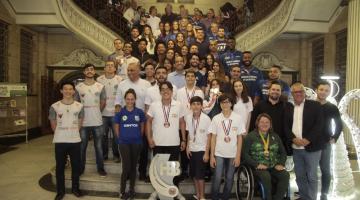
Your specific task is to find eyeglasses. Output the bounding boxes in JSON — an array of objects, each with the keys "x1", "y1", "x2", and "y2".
[{"x1": 220, "y1": 100, "x2": 231, "y2": 104}]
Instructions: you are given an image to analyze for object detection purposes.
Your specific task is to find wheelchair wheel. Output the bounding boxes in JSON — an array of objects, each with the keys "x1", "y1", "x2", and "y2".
[{"x1": 236, "y1": 165, "x2": 254, "y2": 200}]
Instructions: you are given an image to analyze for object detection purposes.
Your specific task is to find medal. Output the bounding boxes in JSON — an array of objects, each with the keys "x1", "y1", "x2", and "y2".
[
  {"x1": 192, "y1": 114, "x2": 200, "y2": 142},
  {"x1": 164, "y1": 122, "x2": 170, "y2": 128},
  {"x1": 224, "y1": 136, "x2": 231, "y2": 143},
  {"x1": 259, "y1": 132, "x2": 270, "y2": 158},
  {"x1": 162, "y1": 102, "x2": 171, "y2": 128},
  {"x1": 221, "y1": 119, "x2": 232, "y2": 143}
]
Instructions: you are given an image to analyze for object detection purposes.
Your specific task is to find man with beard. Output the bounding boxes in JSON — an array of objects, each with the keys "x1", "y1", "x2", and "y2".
[
  {"x1": 250, "y1": 81, "x2": 293, "y2": 154},
  {"x1": 240, "y1": 51, "x2": 264, "y2": 105},
  {"x1": 315, "y1": 81, "x2": 343, "y2": 200},
  {"x1": 259, "y1": 65, "x2": 291, "y2": 101},
  {"x1": 219, "y1": 37, "x2": 242, "y2": 76},
  {"x1": 75, "y1": 63, "x2": 107, "y2": 177},
  {"x1": 187, "y1": 54, "x2": 207, "y2": 90}
]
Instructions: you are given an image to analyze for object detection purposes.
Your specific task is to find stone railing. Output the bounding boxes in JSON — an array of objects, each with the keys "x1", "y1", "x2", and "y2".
[
  {"x1": 53, "y1": 0, "x2": 121, "y2": 55},
  {"x1": 235, "y1": 0, "x2": 296, "y2": 51}
]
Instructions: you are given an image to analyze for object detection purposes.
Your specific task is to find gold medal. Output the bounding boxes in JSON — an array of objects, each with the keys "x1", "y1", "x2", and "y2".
[{"x1": 259, "y1": 132, "x2": 270, "y2": 158}]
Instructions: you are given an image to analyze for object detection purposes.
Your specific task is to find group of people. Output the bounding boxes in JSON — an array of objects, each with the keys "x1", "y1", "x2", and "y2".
[{"x1": 49, "y1": 3, "x2": 343, "y2": 200}]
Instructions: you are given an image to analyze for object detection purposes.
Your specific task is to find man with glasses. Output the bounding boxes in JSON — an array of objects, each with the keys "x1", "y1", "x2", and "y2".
[
  {"x1": 284, "y1": 82, "x2": 324, "y2": 200},
  {"x1": 146, "y1": 81, "x2": 187, "y2": 200}
]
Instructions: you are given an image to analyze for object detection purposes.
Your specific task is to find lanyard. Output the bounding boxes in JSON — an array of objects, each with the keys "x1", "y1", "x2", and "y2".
[
  {"x1": 162, "y1": 102, "x2": 171, "y2": 124},
  {"x1": 192, "y1": 114, "x2": 200, "y2": 142},
  {"x1": 221, "y1": 119, "x2": 232, "y2": 136},
  {"x1": 185, "y1": 87, "x2": 196, "y2": 103},
  {"x1": 259, "y1": 132, "x2": 270, "y2": 152}
]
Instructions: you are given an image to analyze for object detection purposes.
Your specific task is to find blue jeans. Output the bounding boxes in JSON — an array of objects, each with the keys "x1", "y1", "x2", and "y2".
[
  {"x1": 80, "y1": 126, "x2": 105, "y2": 173},
  {"x1": 293, "y1": 149, "x2": 321, "y2": 200},
  {"x1": 320, "y1": 143, "x2": 332, "y2": 197},
  {"x1": 102, "y1": 116, "x2": 119, "y2": 159},
  {"x1": 211, "y1": 156, "x2": 236, "y2": 200}
]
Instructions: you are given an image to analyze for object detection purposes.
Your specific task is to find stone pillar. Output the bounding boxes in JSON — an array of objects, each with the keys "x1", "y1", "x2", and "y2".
[{"x1": 345, "y1": 0, "x2": 360, "y2": 157}]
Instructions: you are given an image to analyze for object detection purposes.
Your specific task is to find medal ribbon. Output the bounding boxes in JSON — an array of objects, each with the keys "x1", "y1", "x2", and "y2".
[
  {"x1": 259, "y1": 132, "x2": 270, "y2": 152},
  {"x1": 221, "y1": 119, "x2": 232, "y2": 136},
  {"x1": 192, "y1": 114, "x2": 200, "y2": 141},
  {"x1": 185, "y1": 87, "x2": 196, "y2": 103},
  {"x1": 162, "y1": 102, "x2": 171, "y2": 124}
]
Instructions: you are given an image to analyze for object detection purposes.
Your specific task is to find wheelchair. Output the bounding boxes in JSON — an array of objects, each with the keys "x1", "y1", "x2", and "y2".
[{"x1": 235, "y1": 164, "x2": 290, "y2": 200}]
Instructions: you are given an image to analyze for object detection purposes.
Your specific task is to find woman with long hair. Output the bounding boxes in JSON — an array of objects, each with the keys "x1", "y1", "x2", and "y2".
[
  {"x1": 163, "y1": 58, "x2": 174, "y2": 73},
  {"x1": 114, "y1": 89, "x2": 145, "y2": 199},
  {"x1": 203, "y1": 79, "x2": 223, "y2": 119},
  {"x1": 174, "y1": 32, "x2": 187, "y2": 52},
  {"x1": 212, "y1": 60, "x2": 229, "y2": 83},
  {"x1": 154, "y1": 41, "x2": 167, "y2": 65},
  {"x1": 230, "y1": 79, "x2": 253, "y2": 132},
  {"x1": 142, "y1": 25, "x2": 156, "y2": 55}
]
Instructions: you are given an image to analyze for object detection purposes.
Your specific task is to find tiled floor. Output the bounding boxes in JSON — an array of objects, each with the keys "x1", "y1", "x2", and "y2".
[{"x1": 0, "y1": 135, "x2": 359, "y2": 200}]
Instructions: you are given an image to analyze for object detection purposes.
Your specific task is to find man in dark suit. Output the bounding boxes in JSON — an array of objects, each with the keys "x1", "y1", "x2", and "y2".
[{"x1": 284, "y1": 82, "x2": 324, "y2": 200}]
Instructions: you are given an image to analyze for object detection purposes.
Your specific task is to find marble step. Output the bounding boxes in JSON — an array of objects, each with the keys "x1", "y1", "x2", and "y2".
[
  {"x1": 50, "y1": 167, "x2": 238, "y2": 195},
  {"x1": 85, "y1": 158, "x2": 122, "y2": 174}
]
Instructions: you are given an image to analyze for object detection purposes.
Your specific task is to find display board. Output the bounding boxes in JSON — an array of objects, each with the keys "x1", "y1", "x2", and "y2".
[{"x1": 0, "y1": 83, "x2": 28, "y2": 142}]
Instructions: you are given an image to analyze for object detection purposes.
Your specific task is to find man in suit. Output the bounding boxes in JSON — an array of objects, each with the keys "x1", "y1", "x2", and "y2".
[{"x1": 284, "y1": 82, "x2": 324, "y2": 200}]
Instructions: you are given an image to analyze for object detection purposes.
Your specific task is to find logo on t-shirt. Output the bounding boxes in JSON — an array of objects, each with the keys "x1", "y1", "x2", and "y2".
[
  {"x1": 58, "y1": 114, "x2": 63, "y2": 119},
  {"x1": 171, "y1": 113, "x2": 178, "y2": 118},
  {"x1": 122, "y1": 115, "x2": 128, "y2": 121},
  {"x1": 200, "y1": 129, "x2": 206, "y2": 133},
  {"x1": 232, "y1": 127, "x2": 238, "y2": 131},
  {"x1": 135, "y1": 115, "x2": 140, "y2": 121}
]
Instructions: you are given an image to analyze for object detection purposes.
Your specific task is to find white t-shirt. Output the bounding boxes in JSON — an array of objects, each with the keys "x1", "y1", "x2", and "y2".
[
  {"x1": 176, "y1": 86, "x2": 204, "y2": 115},
  {"x1": 185, "y1": 112, "x2": 211, "y2": 152},
  {"x1": 208, "y1": 112, "x2": 246, "y2": 158},
  {"x1": 115, "y1": 78, "x2": 151, "y2": 111},
  {"x1": 49, "y1": 101, "x2": 84, "y2": 143},
  {"x1": 144, "y1": 84, "x2": 178, "y2": 106},
  {"x1": 147, "y1": 15, "x2": 161, "y2": 36},
  {"x1": 75, "y1": 82, "x2": 106, "y2": 127},
  {"x1": 117, "y1": 56, "x2": 140, "y2": 79},
  {"x1": 147, "y1": 100, "x2": 185, "y2": 146},
  {"x1": 96, "y1": 75, "x2": 123, "y2": 116},
  {"x1": 233, "y1": 96, "x2": 253, "y2": 127}
]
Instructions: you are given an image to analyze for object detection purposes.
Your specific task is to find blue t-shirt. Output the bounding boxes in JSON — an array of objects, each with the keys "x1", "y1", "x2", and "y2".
[
  {"x1": 220, "y1": 50, "x2": 243, "y2": 76},
  {"x1": 114, "y1": 107, "x2": 146, "y2": 144},
  {"x1": 240, "y1": 66, "x2": 264, "y2": 99}
]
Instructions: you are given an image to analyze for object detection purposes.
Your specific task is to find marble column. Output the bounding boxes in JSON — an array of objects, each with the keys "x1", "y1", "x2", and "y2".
[{"x1": 345, "y1": 0, "x2": 360, "y2": 145}]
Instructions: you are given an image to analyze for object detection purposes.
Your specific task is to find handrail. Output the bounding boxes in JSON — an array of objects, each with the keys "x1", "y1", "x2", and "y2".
[
  {"x1": 235, "y1": 0, "x2": 296, "y2": 51},
  {"x1": 54, "y1": 0, "x2": 124, "y2": 55},
  {"x1": 226, "y1": 0, "x2": 282, "y2": 35}
]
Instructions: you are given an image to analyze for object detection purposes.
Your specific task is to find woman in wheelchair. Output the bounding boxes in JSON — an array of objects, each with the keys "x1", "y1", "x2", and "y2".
[{"x1": 242, "y1": 113, "x2": 289, "y2": 200}]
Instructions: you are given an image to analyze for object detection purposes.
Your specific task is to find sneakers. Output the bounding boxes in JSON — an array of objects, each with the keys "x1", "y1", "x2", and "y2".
[{"x1": 98, "y1": 170, "x2": 107, "y2": 177}]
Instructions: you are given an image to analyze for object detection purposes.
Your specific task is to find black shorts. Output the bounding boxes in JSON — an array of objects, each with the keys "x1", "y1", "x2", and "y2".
[{"x1": 189, "y1": 151, "x2": 206, "y2": 179}]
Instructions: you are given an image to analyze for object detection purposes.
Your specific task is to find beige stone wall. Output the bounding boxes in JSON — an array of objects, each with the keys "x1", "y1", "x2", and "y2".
[
  {"x1": 138, "y1": 0, "x2": 243, "y2": 15},
  {"x1": 0, "y1": 1, "x2": 97, "y2": 132}
]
